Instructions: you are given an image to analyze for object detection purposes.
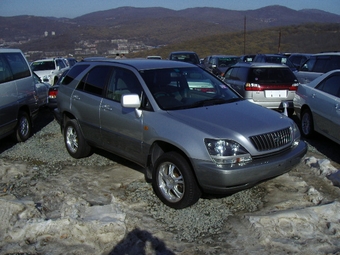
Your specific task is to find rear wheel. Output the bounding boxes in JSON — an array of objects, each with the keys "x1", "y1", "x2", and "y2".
[
  {"x1": 15, "y1": 111, "x2": 32, "y2": 142},
  {"x1": 64, "y1": 119, "x2": 92, "y2": 158},
  {"x1": 300, "y1": 108, "x2": 314, "y2": 138},
  {"x1": 152, "y1": 152, "x2": 201, "y2": 209}
]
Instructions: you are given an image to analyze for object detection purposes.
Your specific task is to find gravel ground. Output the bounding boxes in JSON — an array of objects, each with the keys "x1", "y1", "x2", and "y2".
[
  {"x1": 1, "y1": 109, "x2": 340, "y2": 254},
  {"x1": 0, "y1": 113, "x2": 266, "y2": 242}
]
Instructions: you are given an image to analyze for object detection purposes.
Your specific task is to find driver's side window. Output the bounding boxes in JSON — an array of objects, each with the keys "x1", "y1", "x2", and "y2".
[{"x1": 106, "y1": 68, "x2": 142, "y2": 102}]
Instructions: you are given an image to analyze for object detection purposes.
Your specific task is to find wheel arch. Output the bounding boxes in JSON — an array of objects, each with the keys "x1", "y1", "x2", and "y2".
[{"x1": 145, "y1": 141, "x2": 198, "y2": 183}]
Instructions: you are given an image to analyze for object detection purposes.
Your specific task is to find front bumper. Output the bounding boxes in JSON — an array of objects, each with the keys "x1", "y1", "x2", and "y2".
[{"x1": 192, "y1": 140, "x2": 307, "y2": 194}]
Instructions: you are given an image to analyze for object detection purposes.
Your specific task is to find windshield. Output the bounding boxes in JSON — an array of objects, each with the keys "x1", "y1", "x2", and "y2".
[
  {"x1": 264, "y1": 56, "x2": 295, "y2": 69},
  {"x1": 140, "y1": 67, "x2": 241, "y2": 110},
  {"x1": 170, "y1": 53, "x2": 199, "y2": 65},
  {"x1": 31, "y1": 61, "x2": 55, "y2": 71},
  {"x1": 216, "y1": 57, "x2": 239, "y2": 67}
]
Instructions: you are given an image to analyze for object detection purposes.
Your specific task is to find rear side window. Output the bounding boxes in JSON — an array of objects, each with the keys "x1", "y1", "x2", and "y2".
[
  {"x1": 324, "y1": 56, "x2": 340, "y2": 72},
  {"x1": 316, "y1": 74, "x2": 340, "y2": 97},
  {"x1": 77, "y1": 65, "x2": 112, "y2": 96},
  {"x1": 312, "y1": 58, "x2": 329, "y2": 72},
  {"x1": 0, "y1": 52, "x2": 30, "y2": 83},
  {"x1": 236, "y1": 67, "x2": 248, "y2": 81},
  {"x1": 61, "y1": 64, "x2": 89, "y2": 85},
  {"x1": 248, "y1": 68, "x2": 296, "y2": 83},
  {"x1": 225, "y1": 67, "x2": 239, "y2": 80},
  {"x1": 300, "y1": 57, "x2": 316, "y2": 71}
]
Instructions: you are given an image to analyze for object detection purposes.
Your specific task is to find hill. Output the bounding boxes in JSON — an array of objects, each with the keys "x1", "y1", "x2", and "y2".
[{"x1": 1, "y1": 5, "x2": 340, "y2": 60}]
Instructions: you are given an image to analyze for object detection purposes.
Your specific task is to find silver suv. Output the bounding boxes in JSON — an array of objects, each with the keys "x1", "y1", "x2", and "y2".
[
  {"x1": 56, "y1": 59, "x2": 306, "y2": 209},
  {"x1": 0, "y1": 49, "x2": 39, "y2": 142},
  {"x1": 295, "y1": 52, "x2": 340, "y2": 84},
  {"x1": 223, "y1": 62, "x2": 299, "y2": 115}
]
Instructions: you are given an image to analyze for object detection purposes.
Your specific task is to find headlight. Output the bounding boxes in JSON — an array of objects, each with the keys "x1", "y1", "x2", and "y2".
[
  {"x1": 204, "y1": 139, "x2": 252, "y2": 165},
  {"x1": 42, "y1": 75, "x2": 49, "y2": 82},
  {"x1": 292, "y1": 122, "x2": 301, "y2": 147}
]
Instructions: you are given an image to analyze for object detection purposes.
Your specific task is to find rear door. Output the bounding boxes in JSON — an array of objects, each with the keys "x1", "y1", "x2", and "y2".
[
  {"x1": 70, "y1": 65, "x2": 112, "y2": 144},
  {"x1": 0, "y1": 51, "x2": 35, "y2": 138},
  {"x1": 0, "y1": 53, "x2": 18, "y2": 137}
]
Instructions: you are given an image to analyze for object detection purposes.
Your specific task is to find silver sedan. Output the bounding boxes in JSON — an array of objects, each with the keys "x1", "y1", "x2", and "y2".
[{"x1": 294, "y1": 69, "x2": 340, "y2": 144}]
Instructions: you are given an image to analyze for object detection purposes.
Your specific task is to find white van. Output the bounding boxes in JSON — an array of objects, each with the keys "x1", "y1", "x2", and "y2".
[{"x1": 0, "y1": 49, "x2": 39, "y2": 142}]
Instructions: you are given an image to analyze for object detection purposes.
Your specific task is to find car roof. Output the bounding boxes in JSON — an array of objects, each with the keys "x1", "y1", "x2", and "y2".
[
  {"x1": 256, "y1": 53, "x2": 288, "y2": 57},
  {"x1": 0, "y1": 48, "x2": 23, "y2": 53},
  {"x1": 80, "y1": 58, "x2": 197, "y2": 70},
  {"x1": 209, "y1": 55, "x2": 238, "y2": 58},
  {"x1": 232, "y1": 62, "x2": 291, "y2": 68},
  {"x1": 33, "y1": 58, "x2": 61, "y2": 62},
  {"x1": 313, "y1": 52, "x2": 340, "y2": 56},
  {"x1": 169, "y1": 51, "x2": 198, "y2": 55}
]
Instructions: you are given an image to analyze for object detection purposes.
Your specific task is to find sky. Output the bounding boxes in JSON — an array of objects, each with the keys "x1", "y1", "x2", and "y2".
[{"x1": 0, "y1": 0, "x2": 340, "y2": 18}]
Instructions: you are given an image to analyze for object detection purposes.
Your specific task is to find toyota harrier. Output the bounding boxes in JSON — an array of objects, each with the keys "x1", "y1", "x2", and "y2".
[{"x1": 56, "y1": 59, "x2": 307, "y2": 209}]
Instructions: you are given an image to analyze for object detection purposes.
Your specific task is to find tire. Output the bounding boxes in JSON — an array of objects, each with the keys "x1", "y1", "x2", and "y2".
[
  {"x1": 15, "y1": 111, "x2": 32, "y2": 142},
  {"x1": 64, "y1": 119, "x2": 92, "y2": 158},
  {"x1": 300, "y1": 108, "x2": 314, "y2": 138},
  {"x1": 152, "y1": 151, "x2": 201, "y2": 209}
]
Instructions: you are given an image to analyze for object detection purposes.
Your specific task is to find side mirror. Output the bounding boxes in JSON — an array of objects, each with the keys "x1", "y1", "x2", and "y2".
[
  {"x1": 121, "y1": 94, "x2": 142, "y2": 118},
  {"x1": 121, "y1": 94, "x2": 141, "y2": 108}
]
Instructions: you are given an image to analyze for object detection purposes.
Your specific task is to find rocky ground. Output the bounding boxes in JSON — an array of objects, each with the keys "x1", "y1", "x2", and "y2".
[{"x1": 0, "y1": 108, "x2": 339, "y2": 255}]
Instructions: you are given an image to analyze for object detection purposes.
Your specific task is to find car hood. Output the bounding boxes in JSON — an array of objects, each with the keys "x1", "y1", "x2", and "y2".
[
  {"x1": 34, "y1": 70, "x2": 54, "y2": 78},
  {"x1": 167, "y1": 100, "x2": 292, "y2": 138}
]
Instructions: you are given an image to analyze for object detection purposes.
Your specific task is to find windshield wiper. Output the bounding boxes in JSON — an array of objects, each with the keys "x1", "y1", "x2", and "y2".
[
  {"x1": 167, "y1": 97, "x2": 242, "y2": 110},
  {"x1": 188, "y1": 98, "x2": 230, "y2": 108}
]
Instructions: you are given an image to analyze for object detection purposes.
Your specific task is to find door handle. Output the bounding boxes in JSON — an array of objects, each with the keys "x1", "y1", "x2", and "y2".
[
  {"x1": 72, "y1": 95, "x2": 80, "y2": 100},
  {"x1": 101, "y1": 104, "x2": 112, "y2": 111}
]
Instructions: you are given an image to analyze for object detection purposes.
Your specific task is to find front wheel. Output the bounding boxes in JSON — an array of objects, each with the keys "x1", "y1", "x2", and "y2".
[
  {"x1": 64, "y1": 119, "x2": 92, "y2": 158},
  {"x1": 152, "y1": 152, "x2": 201, "y2": 209},
  {"x1": 300, "y1": 108, "x2": 314, "y2": 138}
]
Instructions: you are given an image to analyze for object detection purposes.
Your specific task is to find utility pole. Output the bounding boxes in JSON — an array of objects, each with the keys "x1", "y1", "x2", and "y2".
[
  {"x1": 278, "y1": 30, "x2": 281, "y2": 53},
  {"x1": 244, "y1": 16, "x2": 246, "y2": 55}
]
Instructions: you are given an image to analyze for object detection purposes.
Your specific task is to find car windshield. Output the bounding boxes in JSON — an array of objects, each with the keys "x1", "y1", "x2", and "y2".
[
  {"x1": 217, "y1": 57, "x2": 239, "y2": 67},
  {"x1": 170, "y1": 54, "x2": 199, "y2": 64},
  {"x1": 264, "y1": 56, "x2": 295, "y2": 69},
  {"x1": 31, "y1": 61, "x2": 55, "y2": 71},
  {"x1": 140, "y1": 67, "x2": 241, "y2": 110}
]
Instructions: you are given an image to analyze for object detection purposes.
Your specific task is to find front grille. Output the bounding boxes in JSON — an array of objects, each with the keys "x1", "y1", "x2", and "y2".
[{"x1": 250, "y1": 127, "x2": 292, "y2": 151}]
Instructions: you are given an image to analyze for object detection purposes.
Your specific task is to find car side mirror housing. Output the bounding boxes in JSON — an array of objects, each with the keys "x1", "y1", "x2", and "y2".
[{"x1": 121, "y1": 94, "x2": 141, "y2": 108}]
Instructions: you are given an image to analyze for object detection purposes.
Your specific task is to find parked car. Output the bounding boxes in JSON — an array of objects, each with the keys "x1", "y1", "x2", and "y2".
[
  {"x1": 168, "y1": 51, "x2": 201, "y2": 65},
  {"x1": 253, "y1": 54, "x2": 297, "y2": 72},
  {"x1": 203, "y1": 55, "x2": 239, "y2": 77},
  {"x1": 0, "y1": 48, "x2": 39, "y2": 142},
  {"x1": 56, "y1": 58, "x2": 306, "y2": 209},
  {"x1": 147, "y1": 56, "x2": 162, "y2": 59},
  {"x1": 295, "y1": 52, "x2": 340, "y2": 84},
  {"x1": 238, "y1": 54, "x2": 256, "y2": 63},
  {"x1": 47, "y1": 69, "x2": 69, "y2": 110},
  {"x1": 222, "y1": 62, "x2": 299, "y2": 115},
  {"x1": 33, "y1": 72, "x2": 50, "y2": 108},
  {"x1": 293, "y1": 70, "x2": 340, "y2": 144},
  {"x1": 288, "y1": 53, "x2": 313, "y2": 69},
  {"x1": 30, "y1": 57, "x2": 69, "y2": 85},
  {"x1": 64, "y1": 57, "x2": 77, "y2": 67}
]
